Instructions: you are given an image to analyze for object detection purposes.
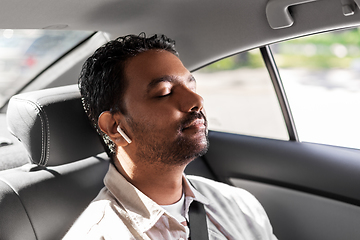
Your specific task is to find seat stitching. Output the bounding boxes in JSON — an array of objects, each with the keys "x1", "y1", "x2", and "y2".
[
  {"x1": 35, "y1": 100, "x2": 50, "y2": 166},
  {"x1": 11, "y1": 97, "x2": 50, "y2": 166}
]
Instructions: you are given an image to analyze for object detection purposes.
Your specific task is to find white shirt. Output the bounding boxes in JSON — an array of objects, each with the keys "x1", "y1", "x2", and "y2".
[
  {"x1": 160, "y1": 193, "x2": 190, "y2": 238},
  {"x1": 63, "y1": 164, "x2": 277, "y2": 240}
]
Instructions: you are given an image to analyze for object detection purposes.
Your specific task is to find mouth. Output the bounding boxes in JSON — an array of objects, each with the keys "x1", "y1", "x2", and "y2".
[
  {"x1": 181, "y1": 112, "x2": 207, "y2": 132},
  {"x1": 183, "y1": 118, "x2": 206, "y2": 131}
]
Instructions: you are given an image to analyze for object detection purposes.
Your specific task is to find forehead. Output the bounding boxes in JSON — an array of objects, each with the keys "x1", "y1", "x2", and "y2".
[{"x1": 124, "y1": 50, "x2": 189, "y2": 87}]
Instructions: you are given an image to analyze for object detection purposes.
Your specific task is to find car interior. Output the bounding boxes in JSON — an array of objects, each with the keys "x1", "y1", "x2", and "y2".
[{"x1": 1, "y1": 0, "x2": 360, "y2": 239}]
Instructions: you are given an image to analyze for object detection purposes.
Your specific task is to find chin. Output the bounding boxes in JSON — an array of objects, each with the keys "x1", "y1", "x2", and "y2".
[
  {"x1": 189, "y1": 135, "x2": 209, "y2": 158},
  {"x1": 164, "y1": 133, "x2": 209, "y2": 166}
]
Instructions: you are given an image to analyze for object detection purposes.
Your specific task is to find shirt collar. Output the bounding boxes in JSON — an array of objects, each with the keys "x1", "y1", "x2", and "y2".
[
  {"x1": 103, "y1": 163, "x2": 209, "y2": 232},
  {"x1": 182, "y1": 173, "x2": 209, "y2": 204},
  {"x1": 182, "y1": 173, "x2": 210, "y2": 221}
]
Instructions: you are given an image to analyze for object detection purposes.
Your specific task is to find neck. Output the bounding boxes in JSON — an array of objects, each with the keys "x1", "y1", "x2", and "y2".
[{"x1": 114, "y1": 149, "x2": 187, "y2": 205}]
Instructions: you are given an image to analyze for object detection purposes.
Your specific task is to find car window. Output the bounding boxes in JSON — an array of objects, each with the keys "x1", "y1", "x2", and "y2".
[
  {"x1": 0, "y1": 29, "x2": 93, "y2": 108},
  {"x1": 271, "y1": 28, "x2": 360, "y2": 149},
  {"x1": 193, "y1": 49, "x2": 288, "y2": 140}
]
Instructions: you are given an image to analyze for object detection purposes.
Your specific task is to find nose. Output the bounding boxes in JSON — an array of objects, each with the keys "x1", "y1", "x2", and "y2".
[{"x1": 180, "y1": 87, "x2": 204, "y2": 113}]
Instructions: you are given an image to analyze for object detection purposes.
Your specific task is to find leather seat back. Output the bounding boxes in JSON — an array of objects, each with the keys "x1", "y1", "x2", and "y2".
[{"x1": 0, "y1": 85, "x2": 109, "y2": 240}]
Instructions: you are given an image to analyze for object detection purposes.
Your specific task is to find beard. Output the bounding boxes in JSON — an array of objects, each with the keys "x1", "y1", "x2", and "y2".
[{"x1": 126, "y1": 111, "x2": 209, "y2": 167}]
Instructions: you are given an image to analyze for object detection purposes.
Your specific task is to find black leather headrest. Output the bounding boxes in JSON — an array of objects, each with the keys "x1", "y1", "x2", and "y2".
[{"x1": 6, "y1": 85, "x2": 105, "y2": 166}]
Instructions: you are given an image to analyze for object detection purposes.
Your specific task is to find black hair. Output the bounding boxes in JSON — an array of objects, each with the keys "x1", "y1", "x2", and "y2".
[{"x1": 79, "y1": 33, "x2": 178, "y2": 155}]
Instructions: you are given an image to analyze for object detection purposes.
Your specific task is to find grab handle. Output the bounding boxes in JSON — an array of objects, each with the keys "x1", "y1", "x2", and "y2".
[{"x1": 266, "y1": 0, "x2": 319, "y2": 29}]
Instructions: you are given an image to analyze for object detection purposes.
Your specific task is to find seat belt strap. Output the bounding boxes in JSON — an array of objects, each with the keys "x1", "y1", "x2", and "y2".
[
  {"x1": 188, "y1": 180, "x2": 209, "y2": 240},
  {"x1": 189, "y1": 200, "x2": 209, "y2": 239}
]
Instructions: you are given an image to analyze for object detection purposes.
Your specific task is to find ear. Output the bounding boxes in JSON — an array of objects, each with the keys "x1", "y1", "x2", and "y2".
[{"x1": 98, "y1": 111, "x2": 130, "y2": 146}]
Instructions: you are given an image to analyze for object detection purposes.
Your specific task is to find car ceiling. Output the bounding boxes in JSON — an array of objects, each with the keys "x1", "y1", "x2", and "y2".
[{"x1": 2, "y1": 0, "x2": 360, "y2": 70}]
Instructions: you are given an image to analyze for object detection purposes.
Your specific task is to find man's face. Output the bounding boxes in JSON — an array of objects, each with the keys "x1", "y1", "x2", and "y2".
[{"x1": 121, "y1": 49, "x2": 208, "y2": 166}]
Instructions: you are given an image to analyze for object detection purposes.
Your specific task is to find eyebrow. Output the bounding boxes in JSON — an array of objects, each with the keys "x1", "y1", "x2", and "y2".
[{"x1": 147, "y1": 74, "x2": 196, "y2": 93}]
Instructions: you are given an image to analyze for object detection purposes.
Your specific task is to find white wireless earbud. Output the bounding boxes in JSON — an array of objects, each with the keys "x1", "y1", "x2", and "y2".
[{"x1": 117, "y1": 125, "x2": 132, "y2": 144}]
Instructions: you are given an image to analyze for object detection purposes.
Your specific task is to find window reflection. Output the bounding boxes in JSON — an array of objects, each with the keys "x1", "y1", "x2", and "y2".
[
  {"x1": 271, "y1": 28, "x2": 360, "y2": 149},
  {"x1": 0, "y1": 29, "x2": 92, "y2": 107}
]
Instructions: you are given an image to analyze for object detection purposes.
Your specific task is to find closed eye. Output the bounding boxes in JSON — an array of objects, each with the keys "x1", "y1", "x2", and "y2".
[{"x1": 157, "y1": 92, "x2": 172, "y2": 98}]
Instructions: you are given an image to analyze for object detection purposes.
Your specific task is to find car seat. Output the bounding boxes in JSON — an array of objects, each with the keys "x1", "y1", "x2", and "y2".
[{"x1": 0, "y1": 85, "x2": 110, "y2": 240}]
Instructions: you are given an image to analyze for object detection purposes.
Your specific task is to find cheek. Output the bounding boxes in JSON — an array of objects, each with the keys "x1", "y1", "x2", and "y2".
[
  {"x1": 134, "y1": 101, "x2": 178, "y2": 119},
  {"x1": 149, "y1": 111, "x2": 181, "y2": 131},
  {"x1": 132, "y1": 107, "x2": 183, "y2": 133}
]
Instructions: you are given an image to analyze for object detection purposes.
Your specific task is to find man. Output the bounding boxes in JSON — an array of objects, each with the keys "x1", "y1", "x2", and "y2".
[{"x1": 64, "y1": 33, "x2": 277, "y2": 240}]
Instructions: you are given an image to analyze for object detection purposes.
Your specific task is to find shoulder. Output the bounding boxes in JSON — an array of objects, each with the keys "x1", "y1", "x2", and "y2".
[
  {"x1": 186, "y1": 175, "x2": 256, "y2": 202},
  {"x1": 63, "y1": 188, "x2": 134, "y2": 239},
  {"x1": 187, "y1": 175, "x2": 270, "y2": 227},
  {"x1": 187, "y1": 176, "x2": 277, "y2": 239}
]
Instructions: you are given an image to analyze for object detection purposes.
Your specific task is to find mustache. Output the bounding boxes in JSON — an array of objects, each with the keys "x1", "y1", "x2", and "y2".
[{"x1": 179, "y1": 111, "x2": 207, "y2": 131}]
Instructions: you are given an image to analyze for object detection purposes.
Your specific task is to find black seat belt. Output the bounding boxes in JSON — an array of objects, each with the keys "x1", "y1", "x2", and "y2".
[{"x1": 188, "y1": 188, "x2": 209, "y2": 239}]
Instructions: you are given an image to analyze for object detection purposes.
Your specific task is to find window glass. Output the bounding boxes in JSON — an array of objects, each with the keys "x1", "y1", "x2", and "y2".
[
  {"x1": 193, "y1": 49, "x2": 288, "y2": 140},
  {"x1": 271, "y1": 28, "x2": 360, "y2": 149},
  {"x1": 0, "y1": 29, "x2": 92, "y2": 108}
]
